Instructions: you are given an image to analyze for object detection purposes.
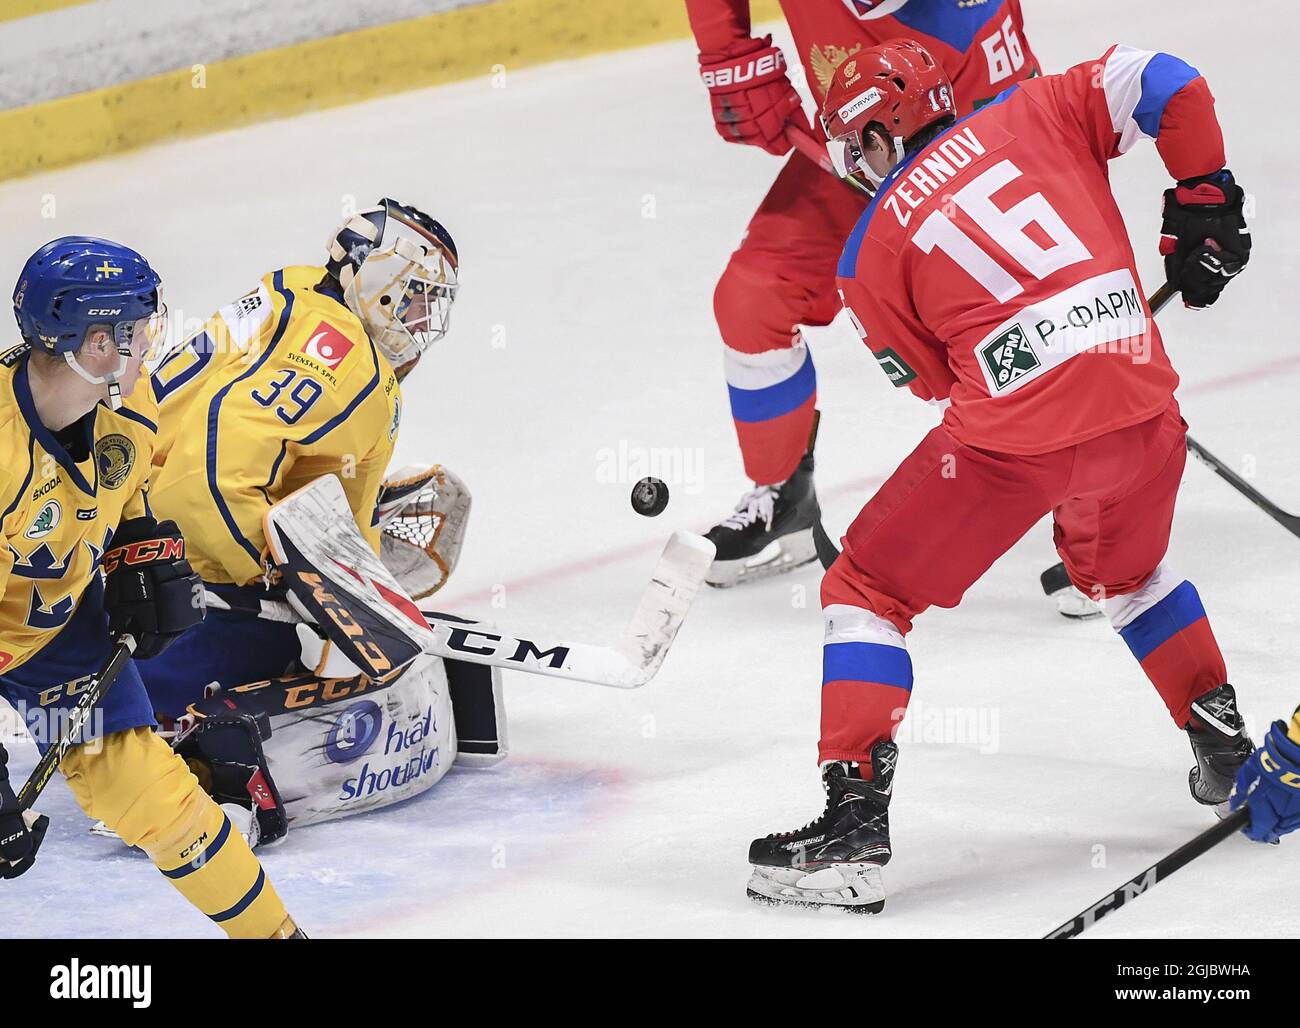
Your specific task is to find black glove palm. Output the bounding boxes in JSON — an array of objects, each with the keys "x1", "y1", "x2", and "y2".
[
  {"x1": 0, "y1": 744, "x2": 48, "y2": 880},
  {"x1": 1159, "y1": 169, "x2": 1251, "y2": 309},
  {"x1": 103, "y1": 517, "x2": 205, "y2": 660}
]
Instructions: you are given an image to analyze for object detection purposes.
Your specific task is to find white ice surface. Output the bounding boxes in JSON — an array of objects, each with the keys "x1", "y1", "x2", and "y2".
[{"x1": 0, "y1": 1, "x2": 1296, "y2": 938}]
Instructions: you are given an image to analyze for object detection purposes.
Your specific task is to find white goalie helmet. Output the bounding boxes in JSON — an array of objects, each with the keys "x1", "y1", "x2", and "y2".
[{"x1": 325, "y1": 198, "x2": 459, "y2": 377}]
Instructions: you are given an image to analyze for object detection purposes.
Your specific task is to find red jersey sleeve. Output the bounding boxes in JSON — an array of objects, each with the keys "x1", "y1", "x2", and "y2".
[
  {"x1": 1023, "y1": 45, "x2": 1226, "y2": 180},
  {"x1": 685, "y1": 0, "x2": 752, "y2": 57}
]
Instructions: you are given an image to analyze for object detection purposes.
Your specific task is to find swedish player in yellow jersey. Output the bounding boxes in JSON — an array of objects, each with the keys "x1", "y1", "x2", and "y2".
[
  {"x1": 0, "y1": 237, "x2": 300, "y2": 937},
  {"x1": 137, "y1": 200, "x2": 459, "y2": 737}
]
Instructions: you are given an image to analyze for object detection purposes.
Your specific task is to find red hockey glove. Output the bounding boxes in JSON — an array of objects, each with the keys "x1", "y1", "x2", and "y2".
[{"x1": 698, "y1": 36, "x2": 808, "y2": 156}]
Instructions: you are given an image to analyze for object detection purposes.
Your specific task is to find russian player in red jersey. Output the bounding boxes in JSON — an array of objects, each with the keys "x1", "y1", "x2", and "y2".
[
  {"x1": 686, "y1": 0, "x2": 1039, "y2": 586},
  {"x1": 746, "y1": 40, "x2": 1254, "y2": 911}
]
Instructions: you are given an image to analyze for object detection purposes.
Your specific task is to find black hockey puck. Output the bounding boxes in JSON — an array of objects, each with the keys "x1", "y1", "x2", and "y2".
[{"x1": 630, "y1": 477, "x2": 669, "y2": 517}]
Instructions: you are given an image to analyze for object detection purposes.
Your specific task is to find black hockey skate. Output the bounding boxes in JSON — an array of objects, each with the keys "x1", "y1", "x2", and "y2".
[
  {"x1": 1186, "y1": 683, "x2": 1254, "y2": 808},
  {"x1": 746, "y1": 742, "x2": 896, "y2": 913},
  {"x1": 704, "y1": 449, "x2": 821, "y2": 588}
]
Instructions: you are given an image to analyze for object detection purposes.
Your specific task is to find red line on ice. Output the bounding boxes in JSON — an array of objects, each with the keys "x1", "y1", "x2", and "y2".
[{"x1": 438, "y1": 351, "x2": 1300, "y2": 606}]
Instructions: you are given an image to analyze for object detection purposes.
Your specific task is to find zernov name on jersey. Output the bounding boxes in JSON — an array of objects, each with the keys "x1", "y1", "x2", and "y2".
[{"x1": 836, "y1": 45, "x2": 1224, "y2": 455}]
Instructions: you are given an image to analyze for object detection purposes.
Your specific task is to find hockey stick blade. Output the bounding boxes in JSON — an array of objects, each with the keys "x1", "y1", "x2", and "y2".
[
  {"x1": 421, "y1": 531, "x2": 716, "y2": 688},
  {"x1": 1044, "y1": 806, "x2": 1249, "y2": 938}
]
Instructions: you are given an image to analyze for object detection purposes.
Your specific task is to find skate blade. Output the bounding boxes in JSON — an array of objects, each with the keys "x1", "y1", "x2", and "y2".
[
  {"x1": 1050, "y1": 586, "x2": 1104, "y2": 620},
  {"x1": 705, "y1": 530, "x2": 819, "y2": 589},
  {"x1": 746, "y1": 862, "x2": 885, "y2": 913},
  {"x1": 88, "y1": 820, "x2": 123, "y2": 843}
]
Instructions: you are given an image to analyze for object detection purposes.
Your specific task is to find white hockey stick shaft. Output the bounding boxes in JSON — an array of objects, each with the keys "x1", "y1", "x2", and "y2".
[
  {"x1": 420, "y1": 531, "x2": 715, "y2": 688},
  {"x1": 248, "y1": 530, "x2": 714, "y2": 688}
]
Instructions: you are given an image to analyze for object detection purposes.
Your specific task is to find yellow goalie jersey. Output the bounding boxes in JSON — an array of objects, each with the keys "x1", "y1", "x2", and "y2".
[
  {"x1": 0, "y1": 345, "x2": 157, "y2": 673},
  {"x1": 149, "y1": 266, "x2": 401, "y2": 586}
]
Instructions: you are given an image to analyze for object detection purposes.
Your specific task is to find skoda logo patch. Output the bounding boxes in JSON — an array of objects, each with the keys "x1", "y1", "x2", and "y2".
[
  {"x1": 324, "y1": 699, "x2": 383, "y2": 764},
  {"x1": 25, "y1": 499, "x2": 61, "y2": 539},
  {"x1": 95, "y1": 434, "x2": 136, "y2": 490}
]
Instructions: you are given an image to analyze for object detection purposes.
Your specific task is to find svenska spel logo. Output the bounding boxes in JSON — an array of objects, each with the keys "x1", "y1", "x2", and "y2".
[{"x1": 300, "y1": 320, "x2": 355, "y2": 369}]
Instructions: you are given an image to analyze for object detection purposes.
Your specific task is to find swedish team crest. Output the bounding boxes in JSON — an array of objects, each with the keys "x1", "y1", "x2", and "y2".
[
  {"x1": 979, "y1": 324, "x2": 1041, "y2": 391},
  {"x1": 95, "y1": 433, "x2": 136, "y2": 490},
  {"x1": 24, "y1": 500, "x2": 61, "y2": 539}
]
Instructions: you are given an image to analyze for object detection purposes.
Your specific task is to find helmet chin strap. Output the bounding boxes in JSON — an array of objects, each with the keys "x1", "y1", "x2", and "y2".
[
  {"x1": 859, "y1": 135, "x2": 908, "y2": 190},
  {"x1": 62, "y1": 343, "x2": 132, "y2": 411}
]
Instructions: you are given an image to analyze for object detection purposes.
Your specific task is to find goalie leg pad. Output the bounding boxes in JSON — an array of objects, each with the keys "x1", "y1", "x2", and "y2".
[
  {"x1": 173, "y1": 709, "x2": 290, "y2": 847},
  {"x1": 447, "y1": 658, "x2": 508, "y2": 767},
  {"x1": 180, "y1": 659, "x2": 456, "y2": 836}
]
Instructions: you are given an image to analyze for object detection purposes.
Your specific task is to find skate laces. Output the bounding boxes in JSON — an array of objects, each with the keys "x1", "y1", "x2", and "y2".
[
  {"x1": 719, "y1": 484, "x2": 778, "y2": 531},
  {"x1": 764, "y1": 763, "x2": 850, "y2": 839}
]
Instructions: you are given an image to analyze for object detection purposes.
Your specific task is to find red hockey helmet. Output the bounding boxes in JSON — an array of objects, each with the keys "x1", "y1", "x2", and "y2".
[{"x1": 820, "y1": 39, "x2": 954, "y2": 192}]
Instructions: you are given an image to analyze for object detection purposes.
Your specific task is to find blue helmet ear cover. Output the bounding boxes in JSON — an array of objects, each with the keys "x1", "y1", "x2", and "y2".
[
  {"x1": 379, "y1": 197, "x2": 458, "y2": 265},
  {"x1": 12, "y1": 235, "x2": 162, "y2": 356}
]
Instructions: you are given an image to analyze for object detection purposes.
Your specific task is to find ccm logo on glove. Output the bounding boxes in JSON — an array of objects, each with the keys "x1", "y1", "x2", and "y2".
[{"x1": 102, "y1": 537, "x2": 185, "y2": 575}]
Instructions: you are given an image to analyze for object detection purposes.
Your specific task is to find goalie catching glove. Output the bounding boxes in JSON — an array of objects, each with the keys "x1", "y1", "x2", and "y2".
[
  {"x1": 376, "y1": 463, "x2": 471, "y2": 598},
  {"x1": 103, "y1": 517, "x2": 204, "y2": 659}
]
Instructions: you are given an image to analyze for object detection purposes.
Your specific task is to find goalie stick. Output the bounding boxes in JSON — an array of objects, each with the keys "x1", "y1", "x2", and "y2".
[
  {"x1": 263, "y1": 475, "x2": 716, "y2": 689},
  {"x1": 1044, "y1": 806, "x2": 1249, "y2": 938}
]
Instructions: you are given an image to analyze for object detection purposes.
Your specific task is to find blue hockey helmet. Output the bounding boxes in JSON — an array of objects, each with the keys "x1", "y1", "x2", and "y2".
[{"x1": 12, "y1": 236, "x2": 165, "y2": 407}]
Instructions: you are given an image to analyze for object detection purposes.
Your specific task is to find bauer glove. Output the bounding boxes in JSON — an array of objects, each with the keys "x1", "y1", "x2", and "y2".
[{"x1": 698, "y1": 36, "x2": 809, "y2": 156}]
